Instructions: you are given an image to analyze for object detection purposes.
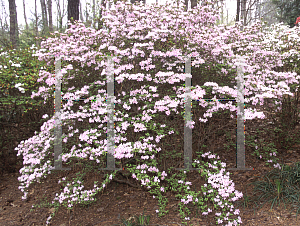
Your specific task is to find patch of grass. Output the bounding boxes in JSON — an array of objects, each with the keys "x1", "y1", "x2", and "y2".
[
  {"x1": 111, "y1": 208, "x2": 151, "y2": 226},
  {"x1": 234, "y1": 160, "x2": 300, "y2": 219}
]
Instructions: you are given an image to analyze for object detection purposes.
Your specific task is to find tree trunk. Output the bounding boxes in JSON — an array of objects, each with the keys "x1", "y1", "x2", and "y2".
[
  {"x1": 47, "y1": 0, "x2": 54, "y2": 32},
  {"x1": 254, "y1": 0, "x2": 260, "y2": 24},
  {"x1": 98, "y1": 0, "x2": 106, "y2": 30},
  {"x1": 68, "y1": 0, "x2": 80, "y2": 29},
  {"x1": 40, "y1": 0, "x2": 49, "y2": 36},
  {"x1": 22, "y1": 0, "x2": 29, "y2": 31},
  {"x1": 241, "y1": 0, "x2": 247, "y2": 27},
  {"x1": 35, "y1": 0, "x2": 39, "y2": 47},
  {"x1": 0, "y1": 0, "x2": 9, "y2": 31},
  {"x1": 0, "y1": 0, "x2": 10, "y2": 48},
  {"x1": 79, "y1": 0, "x2": 84, "y2": 22},
  {"x1": 55, "y1": 0, "x2": 66, "y2": 33},
  {"x1": 55, "y1": 0, "x2": 63, "y2": 32},
  {"x1": 221, "y1": 0, "x2": 224, "y2": 24},
  {"x1": 92, "y1": 0, "x2": 95, "y2": 28},
  {"x1": 8, "y1": 0, "x2": 19, "y2": 50},
  {"x1": 236, "y1": 0, "x2": 240, "y2": 22},
  {"x1": 85, "y1": 0, "x2": 89, "y2": 26}
]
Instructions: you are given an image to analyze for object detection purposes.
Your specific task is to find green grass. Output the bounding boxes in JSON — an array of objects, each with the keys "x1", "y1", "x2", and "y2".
[{"x1": 234, "y1": 160, "x2": 300, "y2": 219}]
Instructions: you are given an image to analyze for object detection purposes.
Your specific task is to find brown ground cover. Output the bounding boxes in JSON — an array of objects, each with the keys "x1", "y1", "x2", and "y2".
[{"x1": 0, "y1": 90, "x2": 300, "y2": 226}]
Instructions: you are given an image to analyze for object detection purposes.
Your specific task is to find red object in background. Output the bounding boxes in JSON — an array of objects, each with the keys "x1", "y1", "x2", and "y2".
[{"x1": 295, "y1": 16, "x2": 300, "y2": 26}]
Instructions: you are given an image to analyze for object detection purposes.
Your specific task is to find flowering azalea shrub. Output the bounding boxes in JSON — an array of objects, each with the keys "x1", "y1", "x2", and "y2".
[
  {"x1": 0, "y1": 46, "x2": 52, "y2": 119},
  {"x1": 13, "y1": 0, "x2": 300, "y2": 225}
]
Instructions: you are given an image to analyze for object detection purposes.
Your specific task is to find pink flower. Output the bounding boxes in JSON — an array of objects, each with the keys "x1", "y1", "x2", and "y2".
[{"x1": 295, "y1": 16, "x2": 300, "y2": 25}]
